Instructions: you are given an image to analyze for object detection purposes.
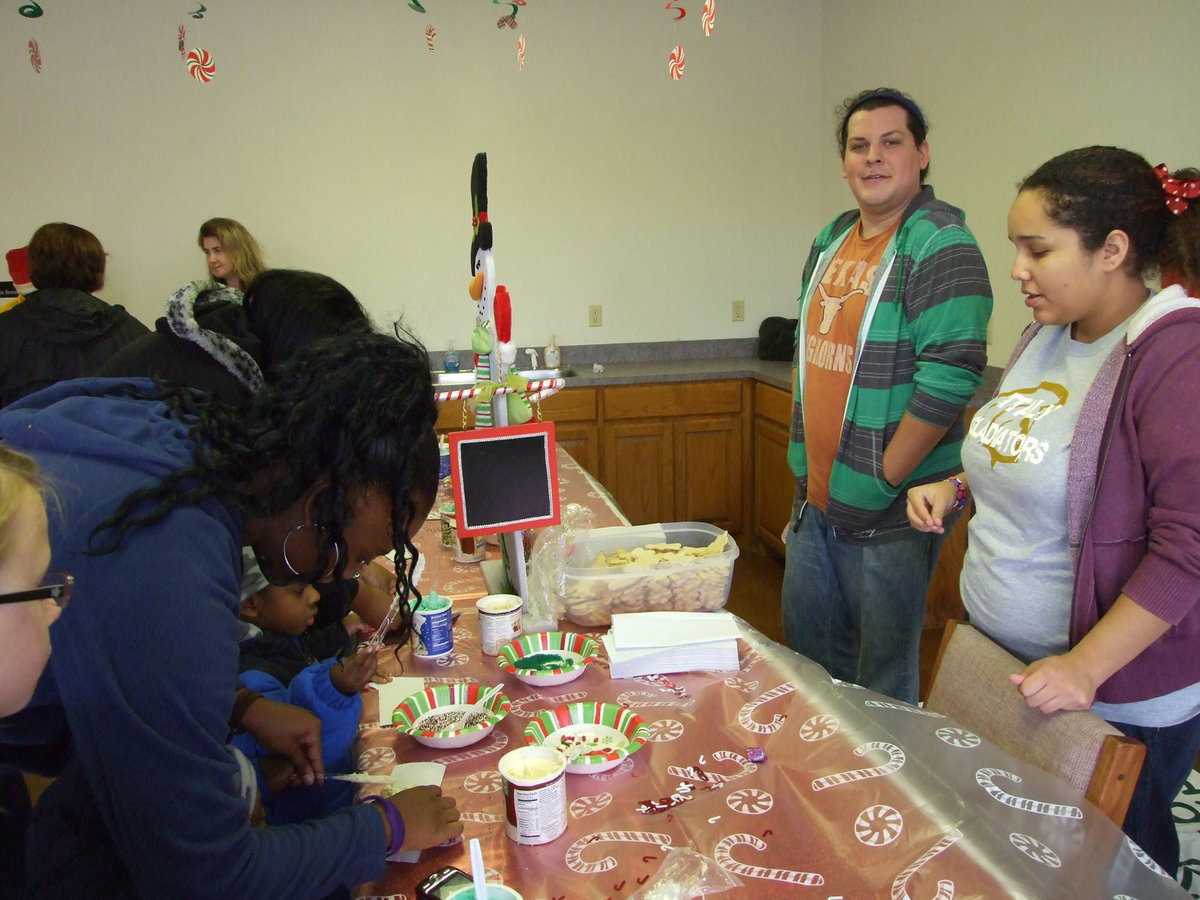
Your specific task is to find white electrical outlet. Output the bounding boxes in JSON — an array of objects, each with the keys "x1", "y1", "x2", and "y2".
[
  {"x1": 588, "y1": 304, "x2": 603, "y2": 327},
  {"x1": 732, "y1": 300, "x2": 745, "y2": 322}
]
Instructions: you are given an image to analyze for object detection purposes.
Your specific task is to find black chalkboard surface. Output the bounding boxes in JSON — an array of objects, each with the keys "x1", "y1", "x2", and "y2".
[{"x1": 448, "y1": 421, "x2": 560, "y2": 537}]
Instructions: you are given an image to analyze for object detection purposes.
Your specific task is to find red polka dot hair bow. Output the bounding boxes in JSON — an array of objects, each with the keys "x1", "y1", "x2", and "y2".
[{"x1": 1155, "y1": 164, "x2": 1200, "y2": 216}]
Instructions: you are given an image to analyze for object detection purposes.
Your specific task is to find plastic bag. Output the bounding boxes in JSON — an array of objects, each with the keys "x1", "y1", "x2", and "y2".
[
  {"x1": 627, "y1": 848, "x2": 744, "y2": 899},
  {"x1": 523, "y1": 502, "x2": 595, "y2": 633}
]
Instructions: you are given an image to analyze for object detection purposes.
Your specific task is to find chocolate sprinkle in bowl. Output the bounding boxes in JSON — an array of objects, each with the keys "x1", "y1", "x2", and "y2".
[{"x1": 391, "y1": 683, "x2": 510, "y2": 749}]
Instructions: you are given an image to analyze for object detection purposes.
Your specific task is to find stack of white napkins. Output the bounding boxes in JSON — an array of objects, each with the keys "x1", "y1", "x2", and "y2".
[{"x1": 602, "y1": 610, "x2": 741, "y2": 678}]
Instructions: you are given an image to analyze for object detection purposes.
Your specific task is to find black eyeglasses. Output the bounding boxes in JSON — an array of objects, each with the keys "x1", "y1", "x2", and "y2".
[{"x1": 0, "y1": 572, "x2": 73, "y2": 608}]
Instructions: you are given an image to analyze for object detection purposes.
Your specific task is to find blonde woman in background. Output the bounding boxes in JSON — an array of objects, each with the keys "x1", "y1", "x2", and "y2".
[{"x1": 198, "y1": 217, "x2": 265, "y2": 291}]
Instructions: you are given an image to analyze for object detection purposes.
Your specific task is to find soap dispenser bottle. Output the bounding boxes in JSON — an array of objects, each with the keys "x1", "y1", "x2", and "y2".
[{"x1": 543, "y1": 335, "x2": 561, "y2": 369}]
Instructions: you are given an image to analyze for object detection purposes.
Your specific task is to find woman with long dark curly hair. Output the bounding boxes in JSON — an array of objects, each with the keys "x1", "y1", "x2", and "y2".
[{"x1": 0, "y1": 330, "x2": 462, "y2": 896}]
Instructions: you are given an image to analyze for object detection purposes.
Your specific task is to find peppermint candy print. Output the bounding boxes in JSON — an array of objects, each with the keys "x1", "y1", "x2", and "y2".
[
  {"x1": 935, "y1": 726, "x2": 980, "y2": 749},
  {"x1": 798, "y1": 713, "x2": 839, "y2": 742},
  {"x1": 668, "y1": 45, "x2": 685, "y2": 80},
  {"x1": 726, "y1": 788, "x2": 773, "y2": 815},
  {"x1": 1009, "y1": 832, "x2": 1061, "y2": 868},
  {"x1": 701, "y1": 0, "x2": 715, "y2": 36},
  {"x1": 185, "y1": 47, "x2": 215, "y2": 83},
  {"x1": 570, "y1": 792, "x2": 612, "y2": 818},
  {"x1": 463, "y1": 770, "x2": 503, "y2": 793},
  {"x1": 357, "y1": 746, "x2": 396, "y2": 772},
  {"x1": 645, "y1": 718, "x2": 685, "y2": 742},
  {"x1": 854, "y1": 805, "x2": 903, "y2": 847}
]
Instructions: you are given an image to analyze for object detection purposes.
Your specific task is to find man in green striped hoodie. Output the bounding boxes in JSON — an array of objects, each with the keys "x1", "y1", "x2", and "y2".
[{"x1": 782, "y1": 88, "x2": 992, "y2": 704}]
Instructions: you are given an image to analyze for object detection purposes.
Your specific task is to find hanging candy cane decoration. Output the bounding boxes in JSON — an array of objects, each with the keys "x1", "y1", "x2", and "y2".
[
  {"x1": 714, "y1": 833, "x2": 824, "y2": 886},
  {"x1": 890, "y1": 828, "x2": 961, "y2": 900},
  {"x1": 811, "y1": 741, "x2": 905, "y2": 792},
  {"x1": 975, "y1": 768, "x2": 1082, "y2": 819},
  {"x1": 565, "y1": 831, "x2": 673, "y2": 874},
  {"x1": 736, "y1": 682, "x2": 795, "y2": 734}
]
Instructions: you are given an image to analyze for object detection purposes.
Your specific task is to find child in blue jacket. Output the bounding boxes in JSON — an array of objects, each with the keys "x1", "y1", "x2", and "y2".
[{"x1": 234, "y1": 562, "x2": 380, "y2": 825}]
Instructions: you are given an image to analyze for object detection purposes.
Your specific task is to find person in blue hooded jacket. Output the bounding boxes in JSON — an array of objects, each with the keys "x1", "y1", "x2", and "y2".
[
  {"x1": 234, "y1": 569, "x2": 379, "y2": 825},
  {"x1": 0, "y1": 330, "x2": 461, "y2": 897}
]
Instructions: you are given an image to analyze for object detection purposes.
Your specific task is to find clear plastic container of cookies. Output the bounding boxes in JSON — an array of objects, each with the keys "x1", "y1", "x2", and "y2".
[{"x1": 560, "y1": 522, "x2": 738, "y2": 627}]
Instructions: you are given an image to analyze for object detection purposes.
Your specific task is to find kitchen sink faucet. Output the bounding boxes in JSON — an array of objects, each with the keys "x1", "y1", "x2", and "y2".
[{"x1": 525, "y1": 348, "x2": 539, "y2": 369}]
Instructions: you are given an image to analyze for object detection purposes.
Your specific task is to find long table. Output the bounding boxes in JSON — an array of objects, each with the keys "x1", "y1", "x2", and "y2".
[
  {"x1": 348, "y1": 448, "x2": 1186, "y2": 898},
  {"x1": 352, "y1": 616, "x2": 1186, "y2": 899}
]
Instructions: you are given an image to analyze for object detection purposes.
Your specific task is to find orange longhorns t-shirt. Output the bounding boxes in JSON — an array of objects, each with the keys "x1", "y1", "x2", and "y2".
[{"x1": 803, "y1": 220, "x2": 898, "y2": 511}]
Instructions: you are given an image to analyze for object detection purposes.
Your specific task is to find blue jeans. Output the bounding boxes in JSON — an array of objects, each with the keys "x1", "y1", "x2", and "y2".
[
  {"x1": 782, "y1": 503, "x2": 943, "y2": 704},
  {"x1": 1112, "y1": 711, "x2": 1200, "y2": 877}
]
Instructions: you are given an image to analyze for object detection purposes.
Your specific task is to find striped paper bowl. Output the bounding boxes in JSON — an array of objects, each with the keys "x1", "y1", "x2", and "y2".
[
  {"x1": 495, "y1": 631, "x2": 600, "y2": 687},
  {"x1": 523, "y1": 702, "x2": 648, "y2": 773},
  {"x1": 391, "y1": 683, "x2": 510, "y2": 749}
]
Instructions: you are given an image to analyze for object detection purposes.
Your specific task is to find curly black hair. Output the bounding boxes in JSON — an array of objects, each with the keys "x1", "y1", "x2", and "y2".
[{"x1": 90, "y1": 330, "x2": 439, "y2": 642}]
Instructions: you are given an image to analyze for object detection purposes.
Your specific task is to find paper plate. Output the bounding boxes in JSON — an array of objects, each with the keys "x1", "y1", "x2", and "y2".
[
  {"x1": 523, "y1": 702, "x2": 648, "y2": 773},
  {"x1": 496, "y1": 631, "x2": 600, "y2": 687},
  {"x1": 391, "y1": 683, "x2": 510, "y2": 749}
]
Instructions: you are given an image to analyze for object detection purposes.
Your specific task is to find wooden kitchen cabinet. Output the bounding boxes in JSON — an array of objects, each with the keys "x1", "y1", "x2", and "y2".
[
  {"x1": 752, "y1": 382, "x2": 793, "y2": 558},
  {"x1": 600, "y1": 380, "x2": 748, "y2": 532}
]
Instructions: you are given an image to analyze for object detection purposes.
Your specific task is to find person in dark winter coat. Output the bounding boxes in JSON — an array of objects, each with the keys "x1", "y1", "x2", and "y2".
[{"x1": 0, "y1": 222, "x2": 148, "y2": 407}]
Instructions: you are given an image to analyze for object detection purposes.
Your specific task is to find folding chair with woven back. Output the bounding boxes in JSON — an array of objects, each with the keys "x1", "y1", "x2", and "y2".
[{"x1": 924, "y1": 619, "x2": 1146, "y2": 827}]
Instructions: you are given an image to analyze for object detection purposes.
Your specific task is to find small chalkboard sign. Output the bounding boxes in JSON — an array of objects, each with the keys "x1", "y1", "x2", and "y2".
[{"x1": 448, "y1": 421, "x2": 560, "y2": 538}]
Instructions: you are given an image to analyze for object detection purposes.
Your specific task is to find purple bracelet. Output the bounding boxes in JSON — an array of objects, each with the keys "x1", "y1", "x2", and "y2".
[{"x1": 363, "y1": 795, "x2": 405, "y2": 856}]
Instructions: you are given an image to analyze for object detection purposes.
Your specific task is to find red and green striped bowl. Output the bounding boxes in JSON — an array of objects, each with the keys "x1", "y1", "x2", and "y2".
[
  {"x1": 496, "y1": 631, "x2": 600, "y2": 687},
  {"x1": 523, "y1": 702, "x2": 648, "y2": 773},
  {"x1": 391, "y1": 683, "x2": 510, "y2": 749}
]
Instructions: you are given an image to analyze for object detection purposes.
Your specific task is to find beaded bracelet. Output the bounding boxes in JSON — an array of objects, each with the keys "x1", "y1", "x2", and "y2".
[
  {"x1": 363, "y1": 795, "x2": 405, "y2": 856},
  {"x1": 947, "y1": 476, "x2": 967, "y2": 512}
]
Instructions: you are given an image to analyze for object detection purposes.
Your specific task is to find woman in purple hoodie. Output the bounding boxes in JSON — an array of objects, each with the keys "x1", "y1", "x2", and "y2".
[{"x1": 909, "y1": 146, "x2": 1200, "y2": 876}]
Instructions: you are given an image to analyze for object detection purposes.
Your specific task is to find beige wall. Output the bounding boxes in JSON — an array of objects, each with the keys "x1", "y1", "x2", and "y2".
[
  {"x1": 819, "y1": 0, "x2": 1200, "y2": 362},
  {"x1": 5, "y1": 2, "x2": 1199, "y2": 364},
  {"x1": 1, "y1": 1, "x2": 823, "y2": 351}
]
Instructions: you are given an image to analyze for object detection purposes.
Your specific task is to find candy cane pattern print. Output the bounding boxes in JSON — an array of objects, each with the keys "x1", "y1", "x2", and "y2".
[
  {"x1": 462, "y1": 810, "x2": 503, "y2": 824},
  {"x1": 463, "y1": 770, "x2": 504, "y2": 793},
  {"x1": 714, "y1": 834, "x2": 824, "y2": 886},
  {"x1": 433, "y1": 730, "x2": 509, "y2": 767},
  {"x1": 854, "y1": 805, "x2": 903, "y2": 846},
  {"x1": 798, "y1": 713, "x2": 839, "y2": 742},
  {"x1": 645, "y1": 718, "x2": 685, "y2": 742},
  {"x1": 1009, "y1": 832, "x2": 1061, "y2": 868},
  {"x1": 736, "y1": 682, "x2": 795, "y2": 734},
  {"x1": 811, "y1": 742, "x2": 905, "y2": 792},
  {"x1": 723, "y1": 675, "x2": 759, "y2": 694},
  {"x1": 668, "y1": 750, "x2": 757, "y2": 787},
  {"x1": 570, "y1": 793, "x2": 613, "y2": 818},
  {"x1": 934, "y1": 726, "x2": 980, "y2": 749},
  {"x1": 864, "y1": 699, "x2": 944, "y2": 718},
  {"x1": 1126, "y1": 835, "x2": 1170, "y2": 877},
  {"x1": 890, "y1": 828, "x2": 961, "y2": 900},
  {"x1": 975, "y1": 768, "x2": 1082, "y2": 819},
  {"x1": 565, "y1": 831, "x2": 673, "y2": 874},
  {"x1": 726, "y1": 788, "x2": 773, "y2": 815},
  {"x1": 357, "y1": 746, "x2": 396, "y2": 772},
  {"x1": 509, "y1": 691, "x2": 588, "y2": 717},
  {"x1": 617, "y1": 690, "x2": 694, "y2": 711}
]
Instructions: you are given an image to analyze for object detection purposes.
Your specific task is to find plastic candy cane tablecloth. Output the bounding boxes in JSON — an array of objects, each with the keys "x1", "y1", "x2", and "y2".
[{"x1": 351, "y1": 608, "x2": 1188, "y2": 900}]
